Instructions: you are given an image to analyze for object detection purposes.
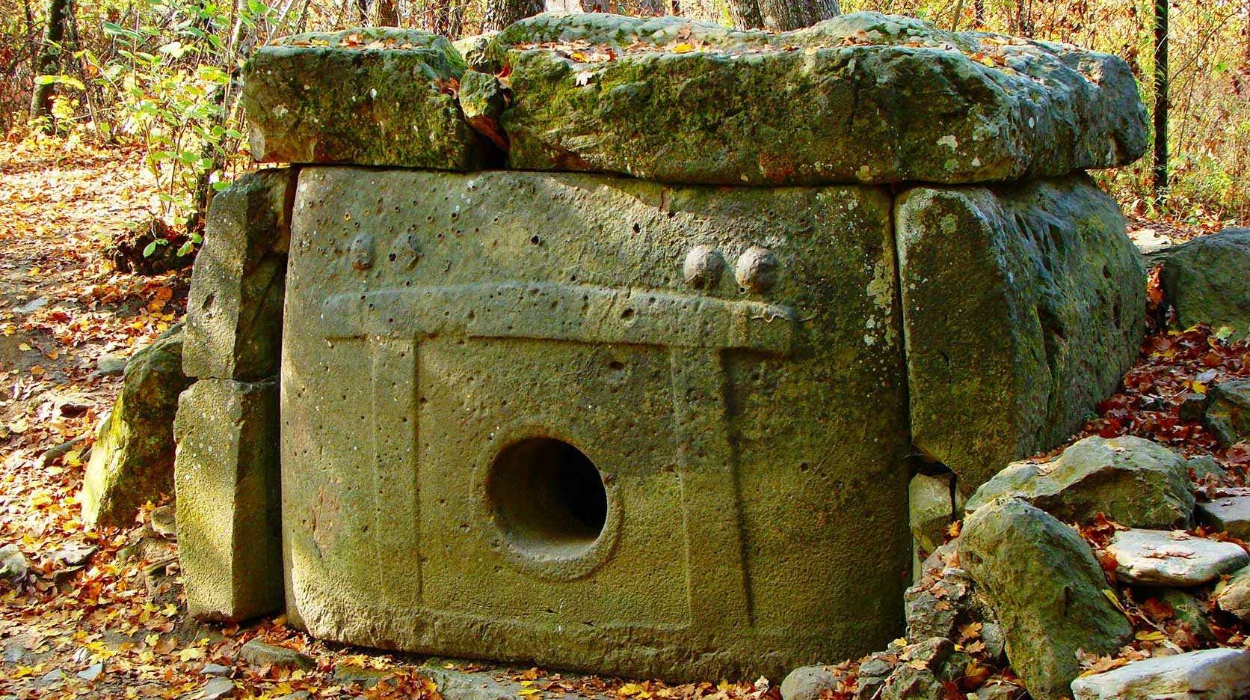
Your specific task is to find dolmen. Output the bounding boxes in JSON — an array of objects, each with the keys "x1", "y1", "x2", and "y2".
[{"x1": 173, "y1": 11, "x2": 1149, "y2": 683}]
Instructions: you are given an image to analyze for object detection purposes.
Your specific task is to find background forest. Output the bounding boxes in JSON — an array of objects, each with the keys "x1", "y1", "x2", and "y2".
[{"x1": 2, "y1": 0, "x2": 1248, "y2": 248}]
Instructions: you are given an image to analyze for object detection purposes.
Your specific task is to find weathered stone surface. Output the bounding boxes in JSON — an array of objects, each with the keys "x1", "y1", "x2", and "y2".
[
  {"x1": 0, "y1": 544, "x2": 28, "y2": 582},
  {"x1": 904, "y1": 570, "x2": 1004, "y2": 660},
  {"x1": 1197, "y1": 495, "x2": 1250, "y2": 539},
  {"x1": 487, "y1": 12, "x2": 1145, "y2": 185},
  {"x1": 780, "y1": 665, "x2": 840, "y2": 700},
  {"x1": 282, "y1": 168, "x2": 911, "y2": 681},
  {"x1": 896, "y1": 177, "x2": 1145, "y2": 492},
  {"x1": 1160, "y1": 228, "x2": 1250, "y2": 340},
  {"x1": 1187, "y1": 455, "x2": 1226, "y2": 482},
  {"x1": 1070, "y1": 648, "x2": 1250, "y2": 700},
  {"x1": 238, "y1": 640, "x2": 314, "y2": 670},
  {"x1": 1215, "y1": 564, "x2": 1250, "y2": 622},
  {"x1": 1107, "y1": 529, "x2": 1249, "y2": 586},
  {"x1": 174, "y1": 378, "x2": 281, "y2": 622},
  {"x1": 185, "y1": 169, "x2": 295, "y2": 381},
  {"x1": 959, "y1": 498, "x2": 1131, "y2": 700},
  {"x1": 1204, "y1": 379, "x2": 1250, "y2": 447},
  {"x1": 242, "y1": 28, "x2": 488, "y2": 168},
  {"x1": 82, "y1": 325, "x2": 192, "y2": 526},
  {"x1": 453, "y1": 32, "x2": 496, "y2": 70},
  {"x1": 908, "y1": 472, "x2": 960, "y2": 581},
  {"x1": 965, "y1": 436, "x2": 1194, "y2": 528},
  {"x1": 1141, "y1": 588, "x2": 1214, "y2": 642},
  {"x1": 458, "y1": 70, "x2": 510, "y2": 150}
]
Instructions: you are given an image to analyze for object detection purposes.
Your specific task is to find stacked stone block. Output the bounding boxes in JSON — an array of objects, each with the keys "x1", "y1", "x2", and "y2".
[{"x1": 174, "y1": 169, "x2": 295, "y2": 621}]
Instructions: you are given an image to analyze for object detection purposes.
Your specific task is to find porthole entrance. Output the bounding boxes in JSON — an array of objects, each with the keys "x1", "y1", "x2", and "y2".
[{"x1": 488, "y1": 438, "x2": 608, "y2": 559}]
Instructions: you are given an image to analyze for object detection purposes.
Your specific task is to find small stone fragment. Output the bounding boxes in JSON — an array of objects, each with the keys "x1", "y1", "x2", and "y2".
[
  {"x1": 1187, "y1": 455, "x2": 1226, "y2": 482},
  {"x1": 966, "y1": 435, "x2": 1194, "y2": 528},
  {"x1": 77, "y1": 663, "x2": 103, "y2": 681},
  {"x1": 1107, "y1": 529, "x2": 1249, "y2": 586},
  {"x1": 908, "y1": 472, "x2": 960, "y2": 581},
  {"x1": 959, "y1": 498, "x2": 1131, "y2": 700},
  {"x1": 1070, "y1": 648, "x2": 1250, "y2": 700},
  {"x1": 1215, "y1": 564, "x2": 1250, "y2": 622},
  {"x1": 1196, "y1": 495, "x2": 1250, "y2": 539},
  {"x1": 458, "y1": 70, "x2": 510, "y2": 150},
  {"x1": 1141, "y1": 588, "x2": 1213, "y2": 641},
  {"x1": 779, "y1": 665, "x2": 840, "y2": 700},
  {"x1": 81, "y1": 325, "x2": 191, "y2": 526},
  {"x1": 189, "y1": 677, "x2": 235, "y2": 700},
  {"x1": 94, "y1": 353, "x2": 127, "y2": 377},
  {"x1": 50, "y1": 542, "x2": 97, "y2": 568},
  {"x1": 35, "y1": 669, "x2": 67, "y2": 687},
  {"x1": 151, "y1": 504, "x2": 177, "y2": 538},
  {"x1": 201, "y1": 663, "x2": 231, "y2": 676},
  {"x1": 0, "y1": 544, "x2": 28, "y2": 581},
  {"x1": 238, "y1": 639, "x2": 315, "y2": 670},
  {"x1": 1160, "y1": 228, "x2": 1250, "y2": 341},
  {"x1": 1203, "y1": 379, "x2": 1250, "y2": 447}
]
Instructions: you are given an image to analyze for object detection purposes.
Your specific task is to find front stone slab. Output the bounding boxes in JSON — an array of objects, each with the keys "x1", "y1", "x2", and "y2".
[
  {"x1": 487, "y1": 12, "x2": 1146, "y2": 185},
  {"x1": 281, "y1": 168, "x2": 911, "y2": 681},
  {"x1": 895, "y1": 175, "x2": 1145, "y2": 492},
  {"x1": 174, "y1": 378, "x2": 282, "y2": 621},
  {"x1": 242, "y1": 29, "x2": 488, "y2": 168}
]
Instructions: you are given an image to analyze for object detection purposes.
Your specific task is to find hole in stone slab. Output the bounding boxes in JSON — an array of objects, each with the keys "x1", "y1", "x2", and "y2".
[{"x1": 488, "y1": 438, "x2": 607, "y2": 559}]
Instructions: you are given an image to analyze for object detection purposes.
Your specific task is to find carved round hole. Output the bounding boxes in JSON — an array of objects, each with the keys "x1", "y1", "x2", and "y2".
[{"x1": 489, "y1": 438, "x2": 607, "y2": 558}]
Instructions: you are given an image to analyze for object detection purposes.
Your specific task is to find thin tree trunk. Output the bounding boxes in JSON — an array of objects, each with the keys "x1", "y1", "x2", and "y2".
[
  {"x1": 730, "y1": 0, "x2": 837, "y2": 31},
  {"x1": 29, "y1": 0, "x2": 71, "y2": 129},
  {"x1": 1152, "y1": 0, "x2": 1169, "y2": 192},
  {"x1": 481, "y1": 0, "x2": 543, "y2": 31},
  {"x1": 376, "y1": 0, "x2": 398, "y2": 25},
  {"x1": 973, "y1": 0, "x2": 984, "y2": 28}
]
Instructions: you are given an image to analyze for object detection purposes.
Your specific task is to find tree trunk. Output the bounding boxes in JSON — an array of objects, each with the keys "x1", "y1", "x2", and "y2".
[
  {"x1": 1152, "y1": 0, "x2": 1169, "y2": 192},
  {"x1": 730, "y1": 0, "x2": 837, "y2": 31},
  {"x1": 973, "y1": 0, "x2": 984, "y2": 27},
  {"x1": 376, "y1": 0, "x2": 398, "y2": 26},
  {"x1": 28, "y1": 0, "x2": 71, "y2": 129},
  {"x1": 481, "y1": 0, "x2": 544, "y2": 31}
]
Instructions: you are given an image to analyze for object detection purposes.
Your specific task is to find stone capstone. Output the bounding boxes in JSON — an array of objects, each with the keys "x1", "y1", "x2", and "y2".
[
  {"x1": 1203, "y1": 379, "x2": 1250, "y2": 448},
  {"x1": 242, "y1": 28, "x2": 488, "y2": 169},
  {"x1": 958, "y1": 498, "x2": 1132, "y2": 700},
  {"x1": 1160, "y1": 228, "x2": 1250, "y2": 341},
  {"x1": 184, "y1": 169, "x2": 295, "y2": 381},
  {"x1": 895, "y1": 178, "x2": 1145, "y2": 493},
  {"x1": 964, "y1": 436, "x2": 1194, "y2": 528},
  {"x1": 1106, "y1": 529, "x2": 1249, "y2": 586},
  {"x1": 1196, "y1": 495, "x2": 1250, "y2": 539},
  {"x1": 174, "y1": 378, "x2": 282, "y2": 622},
  {"x1": 1070, "y1": 648, "x2": 1250, "y2": 700},
  {"x1": 1215, "y1": 564, "x2": 1250, "y2": 622},
  {"x1": 281, "y1": 167, "x2": 912, "y2": 682},
  {"x1": 81, "y1": 325, "x2": 192, "y2": 527},
  {"x1": 486, "y1": 12, "x2": 1146, "y2": 185}
]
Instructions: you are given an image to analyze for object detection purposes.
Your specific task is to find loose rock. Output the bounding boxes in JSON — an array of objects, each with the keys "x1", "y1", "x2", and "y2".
[
  {"x1": 1196, "y1": 495, "x2": 1250, "y2": 539},
  {"x1": 1215, "y1": 564, "x2": 1250, "y2": 622},
  {"x1": 965, "y1": 436, "x2": 1193, "y2": 528},
  {"x1": 1160, "y1": 228, "x2": 1250, "y2": 341},
  {"x1": 80, "y1": 325, "x2": 192, "y2": 526},
  {"x1": 0, "y1": 544, "x2": 28, "y2": 582},
  {"x1": 1203, "y1": 379, "x2": 1250, "y2": 448},
  {"x1": 959, "y1": 498, "x2": 1132, "y2": 700},
  {"x1": 1107, "y1": 529, "x2": 1249, "y2": 586},
  {"x1": 1070, "y1": 648, "x2": 1250, "y2": 700},
  {"x1": 779, "y1": 665, "x2": 840, "y2": 700},
  {"x1": 238, "y1": 639, "x2": 314, "y2": 670}
]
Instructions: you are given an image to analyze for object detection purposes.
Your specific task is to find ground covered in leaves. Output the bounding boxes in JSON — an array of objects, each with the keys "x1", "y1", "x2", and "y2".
[{"x1": 0, "y1": 138, "x2": 1247, "y2": 699}]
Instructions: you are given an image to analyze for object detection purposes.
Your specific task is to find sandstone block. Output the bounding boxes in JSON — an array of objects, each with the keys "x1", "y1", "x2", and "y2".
[
  {"x1": 281, "y1": 168, "x2": 911, "y2": 681},
  {"x1": 487, "y1": 12, "x2": 1145, "y2": 185},
  {"x1": 242, "y1": 29, "x2": 488, "y2": 168},
  {"x1": 895, "y1": 176, "x2": 1145, "y2": 492},
  {"x1": 1071, "y1": 648, "x2": 1250, "y2": 700},
  {"x1": 174, "y1": 378, "x2": 282, "y2": 622},
  {"x1": 184, "y1": 169, "x2": 295, "y2": 381},
  {"x1": 1196, "y1": 495, "x2": 1250, "y2": 539}
]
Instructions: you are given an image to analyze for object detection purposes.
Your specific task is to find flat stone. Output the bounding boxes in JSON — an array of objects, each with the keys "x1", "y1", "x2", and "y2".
[
  {"x1": 81, "y1": 325, "x2": 191, "y2": 527},
  {"x1": 965, "y1": 436, "x2": 1194, "y2": 528},
  {"x1": 1070, "y1": 648, "x2": 1250, "y2": 700},
  {"x1": 201, "y1": 663, "x2": 231, "y2": 676},
  {"x1": 184, "y1": 169, "x2": 295, "y2": 381},
  {"x1": 896, "y1": 177, "x2": 1145, "y2": 493},
  {"x1": 1107, "y1": 529, "x2": 1249, "y2": 586},
  {"x1": 487, "y1": 12, "x2": 1145, "y2": 185},
  {"x1": 1161, "y1": 228, "x2": 1250, "y2": 341},
  {"x1": 94, "y1": 353, "x2": 127, "y2": 377},
  {"x1": 331, "y1": 664, "x2": 393, "y2": 689},
  {"x1": 421, "y1": 664, "x2": 526, "y2": 700},
  {"x1": 35, "y1": 669, "x2": 67, "y2": 687},
  {"x1": 959, "y1": 498, "x2": 1131, "y2": 700},
  {"x1": 187, "y1": 677, "x2": 235, "y2": 700},
  {"x1": 50, "y1": 542, "x2": 97, "y2": 568},
  {"x1": 1215, "y1": 564, "x2": 1250, "y2": 622},
  {"x1": 238, "y1": 639, "x2": 314, "y2": 670},
  {"x1": 1203, "y1": 379, "x2": 1250, "y2": 448},
  {"x1": 242, "y1": 28, "x2": 488, "y2": 169},
  {"x1": 174, "y1": 378, "x2": 282, "y2": 622},
  {"x1": 281, "y1": 168, "x2": 911, "y2": 682},
  {"x1": 77, "y1": 663, "x2": 104, "y2": 681},
  {"x1": 1196, "y1": 496, "x2": 1250, "y2": 538}
]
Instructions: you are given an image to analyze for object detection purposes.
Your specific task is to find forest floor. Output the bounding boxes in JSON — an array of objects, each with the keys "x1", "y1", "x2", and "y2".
[{"x1": 0, "y1": 138, "x2": 1247, "y2": 699}]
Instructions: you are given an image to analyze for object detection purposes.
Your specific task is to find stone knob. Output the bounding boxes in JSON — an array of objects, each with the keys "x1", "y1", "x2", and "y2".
[
  {"x1": 683, "y1": 245, "x2": 724, "y2": 289},
  {"x1": 735, "y1": 247, "x2": 778, "y2": 293}
]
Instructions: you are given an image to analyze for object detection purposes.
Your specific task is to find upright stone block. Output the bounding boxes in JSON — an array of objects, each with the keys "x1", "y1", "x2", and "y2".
[
  {"x1": 281, "y1": 168, "x2": 912, "y2": 682},
  {"x1": 185, "y1": 169, "x2": 295, "y2": 381},
  {"x1": 895, "y1": 175, "x2": 1145, "y2": 492},
  {"x1": 242, "y1": 29, "x2": 488, "y2": 168},
  {"x1": 174, "y1": 378, "x2": 282, "y2": 621}
]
